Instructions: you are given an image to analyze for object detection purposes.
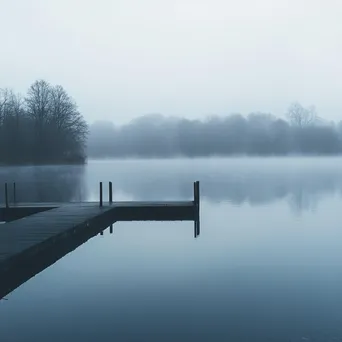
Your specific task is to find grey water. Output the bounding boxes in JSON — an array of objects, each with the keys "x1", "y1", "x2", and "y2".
[{"x1": 1, "y1": 157, "x2": 342, "y2": 342}]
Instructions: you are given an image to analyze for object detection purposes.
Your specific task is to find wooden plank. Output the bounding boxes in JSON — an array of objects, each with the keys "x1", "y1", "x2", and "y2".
[
  {"x1": 0, "y1": 199, "x2": 196, "y2": 298},
  {"x1": 0, "y1": 200, "x2": 195, "y2": 262},
  {"x1": 0, "y1": 201, "x2": 194, "y2": 208},
  {"x1": 0, "y1": 201, "x2": 194, "y2": 222}
]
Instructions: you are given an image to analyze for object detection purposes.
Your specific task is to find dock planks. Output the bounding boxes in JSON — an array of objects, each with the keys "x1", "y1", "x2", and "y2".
[{"x1": 0, "y1": 199, "x2": 198, "y2": 299}]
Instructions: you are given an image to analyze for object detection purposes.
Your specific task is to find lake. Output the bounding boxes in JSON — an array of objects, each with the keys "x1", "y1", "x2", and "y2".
[{"x1": 1, "y1": 157, "x2": 342, "y2": 342}]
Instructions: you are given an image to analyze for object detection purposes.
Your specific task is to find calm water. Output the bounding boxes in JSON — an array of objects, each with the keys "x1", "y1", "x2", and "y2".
[{"x1": 1, "y1": 158, "x2": 342, "y2": 342}]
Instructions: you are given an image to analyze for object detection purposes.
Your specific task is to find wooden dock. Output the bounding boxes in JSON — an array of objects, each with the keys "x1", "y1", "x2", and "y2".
[{"x1": 0, "y1": 181, "x2": 200, "y2": 299}]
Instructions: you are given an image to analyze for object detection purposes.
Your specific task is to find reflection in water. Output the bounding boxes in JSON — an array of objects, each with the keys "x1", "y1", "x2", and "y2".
[
  {"x1": 86, "y1": 158, "x2": 342, "y2": 214},
  {"x1": 0, "y1": 165, "x2": 87, "y2": 203},
  {"x1": 1, "y1": 158, "x2": 342, "y2": 341},
  {"x1": 1, "y1": 158, "x2": 342, "y2": 214}
]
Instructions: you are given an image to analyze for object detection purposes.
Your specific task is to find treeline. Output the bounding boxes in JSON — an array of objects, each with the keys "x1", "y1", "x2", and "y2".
[
  {"x1": 88, "y1": 103, "x2": 342, "y2": 157},
  {"x1": 0, "y1": 80, "x2": 88, "y2": 165}
]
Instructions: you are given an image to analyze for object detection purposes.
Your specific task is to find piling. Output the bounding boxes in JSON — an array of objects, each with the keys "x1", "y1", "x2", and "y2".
[
  {"x1": 109, "y1": 182, "x2": 113, "y2": 204},
  {"x1": 5, "y1": 183, "x2": 8, "y2": 209},
  {"x1": 13, "y1": 183, "x2": 16, "y2": 204},
  {"x1": 99, "y1": 182, "x2": 103, "y2": 207},
  {"x1": 193, "y1": 181, "x2": 200, "y2": 237}
]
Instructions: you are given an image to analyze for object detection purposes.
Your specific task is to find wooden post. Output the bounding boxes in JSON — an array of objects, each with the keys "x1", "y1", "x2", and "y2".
[
  {"x1": 99, "y1": 182, "x2": 103, "y2": 207},
  {"x1": 193, "y1": 181, "x2": 200, "y2": 208},
  {"x1": 196, "y1": 181, "x2": 200, "y2": 236},
  {"x1": 193, "y1": 181, "x2": 200, "y2": 238},
  {"x1": 5, "y1": 183, "x2": 8, "y2": 209},
  {"x1": 193, "y1": 181, "x2": 196, "y2": 237},
  {"x1": 13, "y1": 182, "x2": 16, "y2": 204},
  {"x1": 193, "y1": 181, "x2": 197, "y2": 206},
  {"x1": 195, "y1": 216, "x2": 200, "y2": 237},
  {"x1": 100, "y1": 230, "x2": 103, "y2": 236},
  {"x1": 109, "y1": 182, "x2": 113, "y2": 204},
  {"x1": 110, "y1": 224, "x2": 113, "y2": 234},
  {"x1": 196, "y1": 180, "x2": 200, "y2": 214}
]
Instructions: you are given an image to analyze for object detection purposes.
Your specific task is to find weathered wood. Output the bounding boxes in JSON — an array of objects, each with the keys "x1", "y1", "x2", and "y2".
[
  {"x1": 5, "y1": 183, "x2": 8, "y2": 209},
  {"x1": 109, "y1": 182, "x2": 113, "y2": 204},
  {"x1": 99, "y1": 182, "x2": 103, "y2": 207},
  {"x1": 13, "y1": 182, "x2": 16, "y2": 204},
  {"x1": 0, "y1": 199, "x2": 198, "y2": 299},
  {"x1": 194, "y1": 181, "x2": 200, "y2": 208},
  {"x1": 193, "y1": 181, "x2": 200, "y2": 238}
]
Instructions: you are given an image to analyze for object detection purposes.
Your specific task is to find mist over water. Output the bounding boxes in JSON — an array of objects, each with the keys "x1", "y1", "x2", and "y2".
[
  {"x1": 1, "y1": 157, "x2": 342, "y2": 341},
  {"x1": 0, "y1": 165, "x2": 86, "y2": 203},
  {"x1": 1, "y1": 157, "x2": 342, "y2": 213}
]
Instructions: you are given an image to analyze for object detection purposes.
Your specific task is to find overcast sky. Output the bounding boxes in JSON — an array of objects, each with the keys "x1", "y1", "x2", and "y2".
[{"x1": 1, "y1": 0, "x2": 342, "y2": 124}]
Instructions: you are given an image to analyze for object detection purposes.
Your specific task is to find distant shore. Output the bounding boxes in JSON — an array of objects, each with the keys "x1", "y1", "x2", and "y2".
[{"x1": 0, "y1": 159, "x2": 87, "y2": 167}]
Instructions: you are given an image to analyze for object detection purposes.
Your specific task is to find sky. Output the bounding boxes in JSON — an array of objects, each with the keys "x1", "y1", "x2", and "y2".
[{"x1": 0, "y1": 0, "x2": 342, "y2": 124}]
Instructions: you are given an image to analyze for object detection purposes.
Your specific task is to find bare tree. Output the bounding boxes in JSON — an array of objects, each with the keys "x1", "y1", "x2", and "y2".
[
  {"x1": 9, "y1": 92, "x2": 26, "y2": 162},
  {"x1": 0, "y1": 89, "x2": 10, "y2": 161},
  {"x1": 0, "y1": 80, "x2": 88, "y2": 164},
  {"x1": 25, "y1": 80, "x2": 52, "y2": 161},
  {"x1": 25, "y1": 80, "x2": 51, "y2": 122},
  {"x1": 21, "y1": 80, "x2": 88, "y2": 163},
  {"x1": 50, "y1": 86, "x2": 87, "y2": 133},
  {"x1": 49, "y1": 85, "x2": 88, "y2": 160},
  {"x1": 286, "y1": 102, "x2": 317, "y2": 127},
  {"x1": 0, "y1": 88, "x2": 10, "y2": 126},
  {"x1": 0, "y1": 90, "x2": 27, "y2": 162}
]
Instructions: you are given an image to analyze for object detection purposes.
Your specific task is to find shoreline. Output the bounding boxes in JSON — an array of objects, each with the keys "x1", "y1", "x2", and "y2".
[{"x1": 0, "y1": 160, "x2": 87, "y2": 167}]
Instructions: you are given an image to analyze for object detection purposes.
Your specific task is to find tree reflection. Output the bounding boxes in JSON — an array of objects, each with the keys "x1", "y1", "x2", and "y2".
[{"x1": 0, "y1": 165, "x2": 86, "y2": 203}]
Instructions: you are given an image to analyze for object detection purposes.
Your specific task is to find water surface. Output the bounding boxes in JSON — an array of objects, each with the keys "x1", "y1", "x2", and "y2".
[{"x1": 1, "y1": 158, "x2": 342, "y2": 342}]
